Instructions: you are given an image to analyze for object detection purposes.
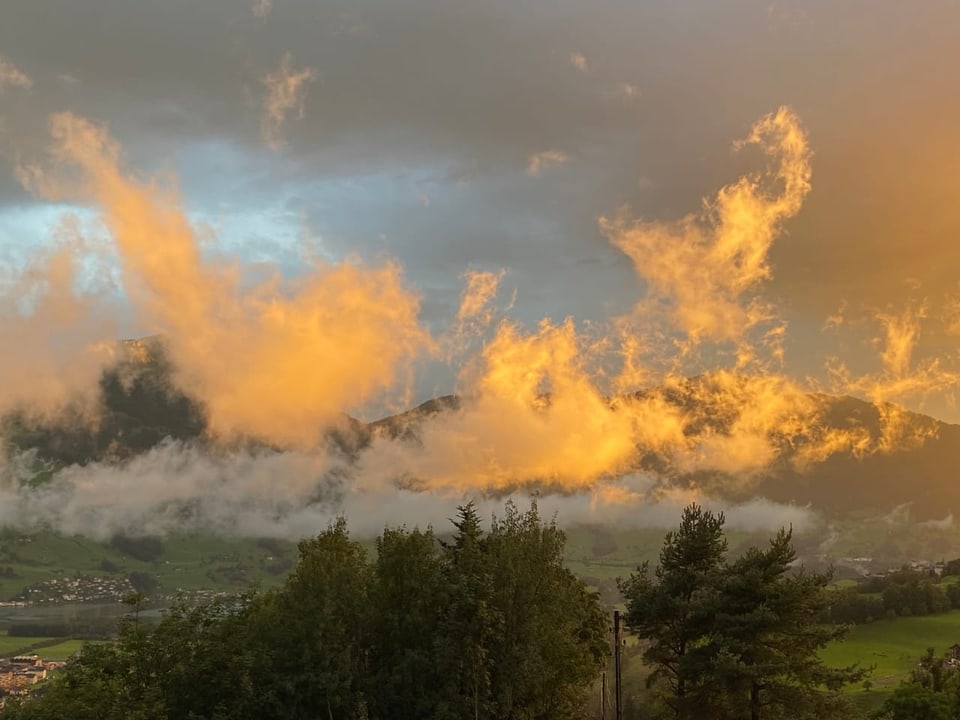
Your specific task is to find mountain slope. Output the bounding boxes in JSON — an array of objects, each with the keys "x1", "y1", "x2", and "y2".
[{"x1": 3, "y1": 344, "x2": 959, "y2": 521}]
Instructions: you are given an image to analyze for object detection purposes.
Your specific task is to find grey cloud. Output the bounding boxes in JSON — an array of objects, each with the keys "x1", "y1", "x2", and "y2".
[
  {"x1": 1, "y1": 0, "x2": 959, "y2": 408},
  {"x1": 0, "y1": 443, "x2": 815, "y2": 539}
]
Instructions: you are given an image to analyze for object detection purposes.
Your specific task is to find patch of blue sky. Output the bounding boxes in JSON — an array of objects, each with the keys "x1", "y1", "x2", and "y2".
[
  {"x1": 169, "y1": 137, "x2": 458, "y2": 257},
  {"x1": 0, "y1": 203, "x2": 120, "y2": 301},
  {"x1": 0, "y1": 202, "x2": 97, "y2": 259}
]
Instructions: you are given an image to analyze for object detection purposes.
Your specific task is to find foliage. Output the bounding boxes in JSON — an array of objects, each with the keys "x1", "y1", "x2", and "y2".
[
  {"x1": 109, "y1": 536, "x2": 165, "y2": 564},
  {"x1": 618, "y1": 504, "x2": 728, "y2": 718},
  {"x1": 3, "y1": 501, "x2": 608, "y2": 720},
  {"x1": 872, "y1": 648, "x2": 960, "y2": 719},
  {"x1": 620, "y1": 504, "x2": 864, "y2": 720},
  {"x1": 873, "y1": 685, "x2": 954, "y2": 720},
  {"x1": 823, "y1": 567, "x2": 958, "y2": 626},
  {"x1": 248, "y1": 516, "x2": 372, "y2": 720}
]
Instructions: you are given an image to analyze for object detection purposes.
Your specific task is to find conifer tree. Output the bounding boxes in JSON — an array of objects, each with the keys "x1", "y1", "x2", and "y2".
[{"x1": 619, "y1": 504, "x2": 727, "y2": 718}]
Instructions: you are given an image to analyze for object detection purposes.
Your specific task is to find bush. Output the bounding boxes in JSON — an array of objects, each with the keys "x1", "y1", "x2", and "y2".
[{"x1": 109, "y1": 535, "x2": 164, "y2": 563}]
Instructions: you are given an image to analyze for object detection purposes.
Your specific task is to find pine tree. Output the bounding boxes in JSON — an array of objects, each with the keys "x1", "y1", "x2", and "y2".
[
  {"x1": 619, "y1": 504, "x2": 727, "y2": 719},
  {"x1": 709, "y1": 528, "x2": 865, "y2": 720},
  {"x1": 436, "y1": 503, "x2": 500, "y2": 720},
  {"x1": 621, "y1": 508, "x2": 865, "y2": 720}
]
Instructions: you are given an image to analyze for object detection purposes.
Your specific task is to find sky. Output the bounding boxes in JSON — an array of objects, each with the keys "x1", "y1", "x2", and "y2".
[{"x1": 0, "y1": 0, "x2": 959, "y2": 535}]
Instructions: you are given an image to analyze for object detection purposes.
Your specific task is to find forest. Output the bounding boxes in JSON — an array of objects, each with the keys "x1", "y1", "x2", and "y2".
[{"x1": 0, "y1": 503, "x2": 903, "y2": 720}]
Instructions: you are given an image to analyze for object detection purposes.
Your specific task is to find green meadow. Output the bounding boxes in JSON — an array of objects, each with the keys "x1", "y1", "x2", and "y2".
[
  {"x1": 819, "y1": 610, "x2": 960, "y2": 713},
  {"x1": 0, "y1": 531, "x2": 299, "y2": 603}
]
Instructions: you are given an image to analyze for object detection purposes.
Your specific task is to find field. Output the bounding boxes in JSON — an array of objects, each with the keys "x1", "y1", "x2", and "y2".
[
  {"x1": 818, "y1": 610, "x2": 960, "y2": 713},
  {"x1": 0, "y1": 634, "x2": 50, "y2": 656},
  {"x1": 0, "y1": 530, "x2": 299, "y2": 603},
  {"x1": 34, "y1": 639, "x2": 89, "y2": 660},
  {"x1": 3, "y1": 509, "x2": 960, "y2": 601},
  {"x1": 822, "y1": 610, "x2": 960, "y2": 688}
]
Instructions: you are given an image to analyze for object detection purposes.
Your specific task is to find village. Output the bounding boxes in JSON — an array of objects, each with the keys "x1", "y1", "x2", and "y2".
[
  {"x1": 0, "y1": 654, "x2": 65, "y2": 698},
  {"x1": 8, "y1": 576, "x2": 136, "y2": 605},
  {"x1": 834, "y1": 557, "x2": 946, "y2": 579}
]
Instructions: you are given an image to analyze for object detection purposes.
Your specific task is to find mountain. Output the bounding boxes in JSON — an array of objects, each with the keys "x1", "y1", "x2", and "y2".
[
  {"x1": 3, "y1": 341, "x2": 959, "y2": 521},
  {"x1": 368, "y1": 387, "x2": 960, "y2": 521},
  {"x1": 752, "y1": 398, "x2": 960, "y2": 520},
  {"x1": 2, "y1": 337, "x2": 206, "y2": 465}
]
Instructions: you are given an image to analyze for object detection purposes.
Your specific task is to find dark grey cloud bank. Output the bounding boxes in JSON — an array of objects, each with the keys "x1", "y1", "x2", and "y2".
[{"x1": 1, "y1": 0, "x2": 959, "y2": 415}]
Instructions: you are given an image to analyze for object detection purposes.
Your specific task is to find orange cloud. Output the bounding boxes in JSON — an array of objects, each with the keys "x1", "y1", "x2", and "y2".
[
  {"x1": 0, "y1": 237, "x2": 116, "y2": 420},
  {"x1": 19, "y1": 113, "x2": 431, "y2": 446},
  {"x1": 364, "y1": 317, "x2": 646, "y2": 492},
  {"x1": 601, "y1": 106, "x2": 812, "y2": 363},
  {"x1": 456, "y1": 268, "x2": 504, "y2": 325},
  {"x1": 8, "y1": 104, "x2": 949, "y2": 512},
  {"x1": 828, "y1": 303, "x2": 959, "y2": 451},
  {"x1": 261, "y1": 53, "x2": 316, "y2": 150}
]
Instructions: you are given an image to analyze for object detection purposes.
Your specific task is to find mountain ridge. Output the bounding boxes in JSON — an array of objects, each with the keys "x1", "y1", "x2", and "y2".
[{"x1": 2, "y1": 341, "x2": 958, "y2": 521}]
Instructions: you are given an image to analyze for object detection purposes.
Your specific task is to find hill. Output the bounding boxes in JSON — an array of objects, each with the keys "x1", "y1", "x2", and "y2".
[
  {"x1": 366, "y1": 386, "x2": 960, "y2": 521},
  {"x1": 3, "y1": 340, "x2": 960, "y2": 521}
]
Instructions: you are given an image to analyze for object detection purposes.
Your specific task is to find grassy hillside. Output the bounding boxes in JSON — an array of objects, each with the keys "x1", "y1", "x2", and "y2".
[
  {"x1": 9, "y1": 341, "x2": 960, "y2": 523},
  {"x1": 0, "y1": 530, "x2": 298, "y2": 605},
  {"x1": 820, "y1": 610, "x2": 960, "y2": 714},
  {"x1": 823, "y1": 610, "x2": 960, "y2": 686},
  {"x1": 4, "y1": 520, "x2": 960, "y2": 605}
]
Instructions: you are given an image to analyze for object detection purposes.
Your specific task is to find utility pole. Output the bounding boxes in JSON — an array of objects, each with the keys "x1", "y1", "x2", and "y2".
[
  {"x1": 614, "y1": 609, "x2": 623, "y2": 720},
  {"x1": 601, "y1": 670, "x2": 606, "y2": 720}
]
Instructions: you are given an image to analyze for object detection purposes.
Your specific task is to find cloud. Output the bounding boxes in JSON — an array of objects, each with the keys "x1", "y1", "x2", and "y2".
[
  {"x1": 3, "y1": 96, "x2": 958, "y2": 539},
  {"x1": 17, "y1": 112, "x2": 432, "y2": 446},
  {"x1": 0, "y1": 233, "x2": 117, "y2": 419},
  {"x1": 827, "y1": 302, "x2": 959, "y2": 450},
  {"x1": 344, "y1": 108, "x2": 913, "y2": 499},
  {"x1": 0, "y1": 442, "x2": 339, "y2": 539},
  {"x1": 569, "y1": 51, "x2": 587, "y2": 73},
  {"x1": 526, "y1": 149, "x2": 569, "y2": 176},
  {"x1": 252, "y1": 0, "x2": 273, "y2": 19},
  {"x1": 0, "y1": 55, "x2": 31, "y2": 93},
  {"x1": 261, "y1": 53, "x2": 316, "y2": 150},
  {"x1": 601, "y1": 106, "x2": 812, "y2": 365},
  {"x1": 456, "y1": 268, "x2": 504, "y2": 325},
  {"x1": 0, "y1": 441, "x2": 815, "y2": 539},
  {"x1": 370, "y1": 317, "x2": 645, "y2": 493}
]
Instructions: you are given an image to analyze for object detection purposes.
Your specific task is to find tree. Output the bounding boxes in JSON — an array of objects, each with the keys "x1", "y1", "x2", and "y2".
[
  {"x1": 2, "y1": 642, "x2": 133, "y2": 720},
  {"x1": 4, "y1": 504, "x2": 608, "y2": 720},
  {"x1": 618, "y1": 504, "x2": 727, "y2": 719},
  {"x1": 620, "y1": 506, "x2": 864, "y2": 720},
  {"x1": 875, "y1": 684, "x2": 954, "y2": 720},
  {"x1": 709, "y1": 529, "x2": 865, "y2": 720},
  {"x1": 248, "y1": 517, "x2": 372, "y2": 720},
  {"x1": 364, "y1": 504, "x2": 607, "y2": 720},
  {"x1": 873, "y1": 648, "x2": 960, "y2": 720},
  {"x1": 484, "y1": 501, "x2": 608, "y2": 719},
  {"x1": 435, "y1": 503, "x2": 500, "y2": 720},
  {"x1": 367, "y1": 526, "x2": 447, "y2": 720},
  {"x1": 3, "y1": 595, "x2": 257, "y2": 720},
  {"x1": 142, "y1": 596, "x2": 258, "y2": 719}
]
